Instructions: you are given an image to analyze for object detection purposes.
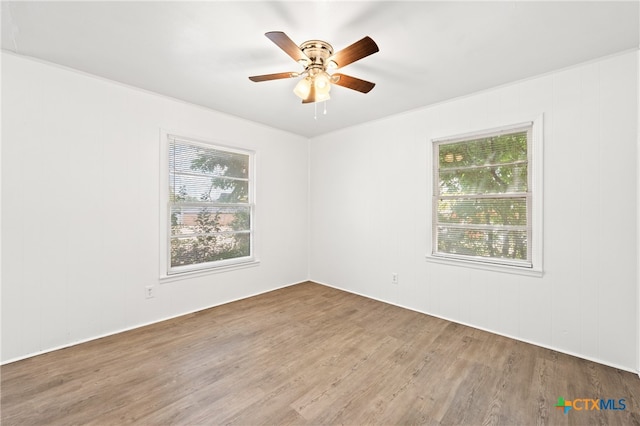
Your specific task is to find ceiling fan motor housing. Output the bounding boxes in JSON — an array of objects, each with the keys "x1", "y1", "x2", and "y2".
[{"x1": 299, "y1": 40, "x2": 335, "y2": 72}]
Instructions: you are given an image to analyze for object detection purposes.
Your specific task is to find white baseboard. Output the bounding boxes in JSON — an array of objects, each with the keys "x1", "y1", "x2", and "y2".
[
  {"x1": 311, "y1": 279, "x2": 639, "y2": 376},
  {"x1": 1, "y1": 280, "x2": 304, "y2": 365}
]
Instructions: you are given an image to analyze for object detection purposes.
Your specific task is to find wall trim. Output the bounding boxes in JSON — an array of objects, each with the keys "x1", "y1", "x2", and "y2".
[
  {"x1": 311, "y1": 280, "x2": 638, "y2": 375},
  {"x1": 3, "y1": 278, "x2": 636, "y2": 375},
  {"x1": 0, "y1": 50, "x2": 304, "y2": 139},
  {"x1": 0, "y1": 280, "x2": 305, "y2": 366}
]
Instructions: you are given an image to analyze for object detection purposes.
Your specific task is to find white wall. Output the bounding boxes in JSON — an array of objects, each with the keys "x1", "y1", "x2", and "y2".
[
  {"x1": 309, "y1": 51, "x2": 638, "y2": 372},
  {"x1": 1, "y1": 53, "x2": 310, "y2": 363},
  {"x1": 3, "y1": 50, "x2": 638, "y2": 373}
]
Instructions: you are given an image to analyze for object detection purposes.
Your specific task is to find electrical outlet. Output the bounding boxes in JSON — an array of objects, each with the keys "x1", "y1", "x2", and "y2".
[
  {"x1": 391, "y1": 273, "x2": 398, "y2": 285},
  {"x1": 145, "y1": 285, "x2": 155, "y2": 299}
]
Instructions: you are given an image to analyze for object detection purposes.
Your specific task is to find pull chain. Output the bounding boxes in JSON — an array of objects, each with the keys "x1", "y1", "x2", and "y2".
[{"x1": 313, "y1": 101, "x2": 328, "y2": 120}]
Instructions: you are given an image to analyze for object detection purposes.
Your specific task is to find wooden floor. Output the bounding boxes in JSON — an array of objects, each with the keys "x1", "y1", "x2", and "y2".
[{"x1": 2, "y1": 282, "x2": 639, "y2": 425}]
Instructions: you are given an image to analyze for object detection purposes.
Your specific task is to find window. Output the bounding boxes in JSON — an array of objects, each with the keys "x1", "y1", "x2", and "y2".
[
  {"x1": 431, "y1": 120, "x2": 542, "y2": 273},
  {"x1": 163, "y1": 134, "x2": 255, "y2": 276}
]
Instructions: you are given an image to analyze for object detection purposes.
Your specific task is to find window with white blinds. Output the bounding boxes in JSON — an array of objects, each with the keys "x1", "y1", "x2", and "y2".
[
  {"x1": 432, "y1": 124, "x2": 536, "y2": 269},
  {"x1": 166, "y1": 135, "x2": 254, "y2": 275}
]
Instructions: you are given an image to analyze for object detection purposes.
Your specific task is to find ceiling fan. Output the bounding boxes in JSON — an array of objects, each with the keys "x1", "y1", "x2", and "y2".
[{"x1": 249, "y1": 31, "x2": 379, "y2": 104}]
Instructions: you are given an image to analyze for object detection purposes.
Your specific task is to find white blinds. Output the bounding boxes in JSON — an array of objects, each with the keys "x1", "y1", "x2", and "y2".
[
  {"x1": 168, "y1": 136, "x2": 252, "y2": 271},
  {"x1": 434, "y1": 128, "x2": 532, "y2": 266}
]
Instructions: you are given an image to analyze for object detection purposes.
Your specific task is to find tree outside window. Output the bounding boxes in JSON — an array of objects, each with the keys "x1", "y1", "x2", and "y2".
[
  {"x1": 433, "y1": 126, "x2": 532, "y2": 267},
  {"x1": 168, "y1": 137, "x2": 253, "y2": 273}
]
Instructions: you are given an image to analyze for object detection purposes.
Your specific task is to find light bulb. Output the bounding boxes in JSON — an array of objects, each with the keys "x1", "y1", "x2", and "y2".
[{"x1": 314, "y1": 72, "x2": 331, "y2": 95}]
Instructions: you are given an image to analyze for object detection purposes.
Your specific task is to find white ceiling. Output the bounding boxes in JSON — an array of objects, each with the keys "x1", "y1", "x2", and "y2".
[{"x1": 2, "y1": 1, "x2": 638, "y2": 138}]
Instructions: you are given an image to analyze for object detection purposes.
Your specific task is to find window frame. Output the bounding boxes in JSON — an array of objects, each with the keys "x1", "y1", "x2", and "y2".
[
  {"x1": 159, "y1": 130, "x2": 258, "y2": 280},
  {"x1": 427, "y1": 118, "x2": 544, "y2": 276}
]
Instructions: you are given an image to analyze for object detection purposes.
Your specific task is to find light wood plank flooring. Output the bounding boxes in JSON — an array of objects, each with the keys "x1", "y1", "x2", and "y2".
[{"x1": 2, "y1": 282, "x2": 639, "y2": 425}]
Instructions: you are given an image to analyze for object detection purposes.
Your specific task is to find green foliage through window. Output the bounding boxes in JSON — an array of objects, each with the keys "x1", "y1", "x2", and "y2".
[
  {"x1": 169, "y1": 138, "x2": 252, "y2": 271},
  {"x1": 434, "y1": 128, "x2": 531, "y2": 265}
]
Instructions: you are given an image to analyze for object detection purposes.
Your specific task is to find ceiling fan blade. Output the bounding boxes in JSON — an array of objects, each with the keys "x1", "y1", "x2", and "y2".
[
  {"x1": 331, "y1": 73, "x2": 376, "y2": 93},
  {"x1": 249, "y1": 72, "x2": 299, "y2": 82},
  {"x1": 329, "y1": 36, "x2": 379, "y2": 69},
  {"x1": 265, "y1": 31, "x2": 309, "y2": 64}
]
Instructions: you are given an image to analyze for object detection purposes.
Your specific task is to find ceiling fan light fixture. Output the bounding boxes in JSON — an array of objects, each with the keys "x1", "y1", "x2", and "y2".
[
  {"x1": 249, "y1": 32, "x2": 379, "y2": 105},
  {"x1": 302, "y1": 81, "x2": 331, "y2": 104},
  {"x1": 315, "y1": 92, "x2": 331, "y2": 102},
  {"x1": 293, "y1": 77, "x2": 312, "y2": 100},
  {"x1": 314, "y1": 72, "x2": 331, "y2": 94}
]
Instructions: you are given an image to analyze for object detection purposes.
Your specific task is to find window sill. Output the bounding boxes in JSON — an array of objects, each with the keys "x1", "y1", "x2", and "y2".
[
  {"x1": 425, "y1": 254, "x2": 543, "y2": 277},
  {"x1": 160, "y1": 259, "x2": 261, "y2": 284}
]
